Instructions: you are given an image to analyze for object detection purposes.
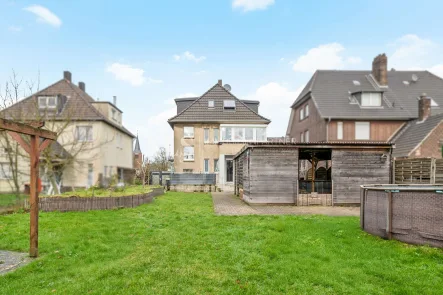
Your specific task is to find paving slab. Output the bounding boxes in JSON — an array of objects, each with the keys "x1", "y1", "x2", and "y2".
[
  {"x1": 212, "y1": 192, "x2": 359, "y2": 216},
  {"x1": 0, "y1": 250, "x2": 32, "y2": 275}
]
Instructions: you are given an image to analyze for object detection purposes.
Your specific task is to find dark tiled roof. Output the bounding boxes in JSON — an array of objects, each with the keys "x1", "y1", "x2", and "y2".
[
  {"x1": 134, "y1": 135, "x2": 141, "y2": 153},
  {"x1": 291, "y1": 70, "x2": 443, "y2": 120},
  {"x1": 168, "y1": 83, "x2": 270, "y2": 125},
  {"x1": 1, "y1": 79, "x2": 135, "y2": 138},
  {"x1": 392, "y1": 113, "x2": 443, "y2": 157}
]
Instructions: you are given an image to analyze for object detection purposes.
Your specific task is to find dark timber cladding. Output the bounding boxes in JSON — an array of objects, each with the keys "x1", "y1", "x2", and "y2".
[{"x1": 233, "y1": 142, "x2": 393, "y2": 205}]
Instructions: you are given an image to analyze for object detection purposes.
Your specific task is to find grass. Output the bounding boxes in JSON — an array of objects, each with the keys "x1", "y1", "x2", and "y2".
[
  {"x1": 0, "y1": 192, "x2": 442, "y2": 294},
  {"x1": 0, "y1": 193, "x2": 28, "y2": 207},
  {"x1": 46, "y1": 185, "x2": 158, "y2": 198}
]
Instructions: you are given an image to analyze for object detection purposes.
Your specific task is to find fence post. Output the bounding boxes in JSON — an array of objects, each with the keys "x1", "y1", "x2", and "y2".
[
  {"x1": 386, "y1": 191, "x2": 393, "y2": 240},
  {"x1": 431, "y1": 158, "x2": 436, "y2": 184},
  {"x1": 360, "y1": 187, "x2": 364, "y2": 229}
]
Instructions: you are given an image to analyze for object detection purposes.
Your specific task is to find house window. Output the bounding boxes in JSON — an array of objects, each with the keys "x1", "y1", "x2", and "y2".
[
  {"x1": 204, "y1": 128, "x2": 209, "y2": 143},
  {"x1": 300, "y1": 108, "x2": 304, "y2": 121},
  {"x1": 183, "y1": 169, "x2": 193, "y2": 173},
  {"x1": 256, "y1": 128, "x2": 266, "y2": 141},
  {"x1": 204, "y1": 159, "x2": 209, "y2": 173},
  {"x1": 300, "y1": 132, "x2": 304, "y2": 143},
  {"x1": 0, "y1": 163, "x2": 12, "y2": 179},
  {"x1": 222, "y1": 127, "x2": 232, "y2": 141},
  {"x1": 76, "y1": 126, "x2": 93, "y2": 142},
  {"x1": 38, "y1": 96, "x2": 57, "y2": 109},
  {"x1": 245, "y1": 128, "x2": 254, "y2": 140},
  {"x1": 305, "y1": 105, "x2": 309, "y2": 117},
  {"x1": 184, "y1": 126, "x2": 194, "y2": 138},
  {"x1": 305, "y1": 130, "x2": 309, "y2": 142},
  {"x1": 361, "y1": 93, "x2": 382, "y2": 107},
  {"x1": 208, "y1": 100, "x2": 215, "y2": 108},
  {"x1": 337, "y1": 122, "x2": 343, "y2": 140},
  {"x1": 234, "y1": 128, "x2": 244, "y2": 141},
  {"x1": 223, "y1": 100, "x2": 236, "y2": 110},
  {"x1": 112, "y1": 109, "x2": 117, "y2": 120},
  {"x1": 184, "y1": 146, "x2": 194, "y2": 161},
  {"x1": 355, "y1": 122, "x2": 370, "y2": 140},
  {"x1": 213, "y1": 128, "x2": 219, "y2": 143},
  {"x1": 214, "y1": 159, "x2": 219, "y2": 172}
]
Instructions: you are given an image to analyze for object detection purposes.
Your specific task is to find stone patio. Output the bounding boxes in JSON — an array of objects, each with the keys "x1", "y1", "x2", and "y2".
[
  {"x1": 0, "y1": 250, "x2": 32, "y2": 275},
  {"x1": 212, "y1": 192, "x2": 359, "y2": 216}
]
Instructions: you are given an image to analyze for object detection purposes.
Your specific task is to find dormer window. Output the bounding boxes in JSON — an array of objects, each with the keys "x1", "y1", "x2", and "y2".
[
  {"x1": 361, "y1": 92, "x2": 382, "y2": 107},
  {"x1": 208, "y1": 100, "x2": 215, "y2": 108},
  {"x1": 38, "y1": 96, "x2": 57, "y2": 109},
  {"x1": 223, "y1": 100, "x2": 235, "y2": 110}
]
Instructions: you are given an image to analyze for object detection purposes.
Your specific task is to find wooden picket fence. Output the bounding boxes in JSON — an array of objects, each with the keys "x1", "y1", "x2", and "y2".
[
  {"x1": 22, "y1": 187, "x2": 164, "y2": 212},
  {"x1": 394, "y1": 158, "x2": 443, "y2": 184}
]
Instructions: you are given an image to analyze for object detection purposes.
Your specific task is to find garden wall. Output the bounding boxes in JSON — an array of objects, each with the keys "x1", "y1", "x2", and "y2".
[{"x1": 29, "y1": 188, "x2": 164, "y2": 212}]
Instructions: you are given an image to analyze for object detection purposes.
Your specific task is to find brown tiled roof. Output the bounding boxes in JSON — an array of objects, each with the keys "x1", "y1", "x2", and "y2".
[
  {"x1": 1, "y1": 78, "x2": 135, "y2": 137},
  {"x1": 168, "y1": 83, "x2": 271, "y2": 125}
]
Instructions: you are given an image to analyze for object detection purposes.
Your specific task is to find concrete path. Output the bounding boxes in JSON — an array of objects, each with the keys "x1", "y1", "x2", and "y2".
[
  {"x1": 212, "y1": 192, "x2": 359, "y2": 216},
  {"x1": 0, "y1": 250, "x2": 31, "y2": 275}
]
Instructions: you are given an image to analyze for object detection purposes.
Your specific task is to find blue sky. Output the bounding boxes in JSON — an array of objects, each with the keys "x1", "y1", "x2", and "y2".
[{"x1": 2, "y1": 0, "x2": 443, "y2": 157}]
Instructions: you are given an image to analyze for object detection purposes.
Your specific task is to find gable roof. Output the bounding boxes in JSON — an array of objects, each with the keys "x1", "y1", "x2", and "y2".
[
  {"x1": 168, "y1": 83, "x2": 270, "y2": 126},
  {"x1": 291, "y1": 70, "x2": 443, "y2": 120},
  {"x1": 392, "y1": 113, "x2": 443, "y2": 158},
  {"x1": 1, "y1": 78, "x2": 135, "y2": 138}
]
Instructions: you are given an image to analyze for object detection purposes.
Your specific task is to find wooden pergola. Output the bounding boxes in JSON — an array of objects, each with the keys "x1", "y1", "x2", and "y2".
[{"x1": 0, "y1": 118, "x2": 57, "y2": 257}]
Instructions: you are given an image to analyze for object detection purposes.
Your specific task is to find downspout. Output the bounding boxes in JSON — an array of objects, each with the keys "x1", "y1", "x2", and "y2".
[{"x1": 326, "y1": 117, "x2": 331, "y2": 142}]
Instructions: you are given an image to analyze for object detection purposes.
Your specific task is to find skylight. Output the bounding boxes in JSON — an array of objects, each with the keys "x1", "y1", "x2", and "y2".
[
  {"x1": 353, "y1": 80, "x2": 361, "y2": 86},
  {"x1": 403, "y1": 81, "x2": 410, "y2": 85}
]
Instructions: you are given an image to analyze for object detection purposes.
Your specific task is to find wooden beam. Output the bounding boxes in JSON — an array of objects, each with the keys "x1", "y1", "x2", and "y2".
[
  {"x1": 29, "y1": 135, "x2": 39, "y2": 257},
  {"x1": 39, "y1": 139, "x2": 52, "y2": 153},
  {"x1": 7, "y1": 131, "x2": 31, "y2": 154},
  {"x1": 0, "y1": 118, "x2": 56, "y2": 140}
]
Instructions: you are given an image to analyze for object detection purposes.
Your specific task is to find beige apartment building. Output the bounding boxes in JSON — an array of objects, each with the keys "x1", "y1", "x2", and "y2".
[
  {"x1": 168, "y1": 80, "x2": 271, "y2": 191},
  {"x1": 0, "y1": 71, "x2": 135, "y2": 193}
]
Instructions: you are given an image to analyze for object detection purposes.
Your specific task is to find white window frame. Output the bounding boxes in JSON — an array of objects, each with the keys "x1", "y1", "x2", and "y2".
[
  {"x1": 213, "y1": 128, "x2": 219, "y2": 143},
  {"x1": 183, "y1": 126, "x2": 194, "y2": 138},
  {"x1": 220, "y1": 124, "x2": 267, "y2": 142},
  {"x1": 355, "y1": 122, "x2": 370, "y2": 140},
  {"x1": 300, "y1": 108, "x2": 304, "y2": 121},
  {"x1": 38, "y1": 96, "x2": 57, "y2": 109},
  {"x1": 184, "y1": 146, "x2": 194, "y2": 161},
  {"x1": 208, "y1": 100, "x2": 215, "y2": 108},
  {"x1": 223, "y1": 100, "x2": 236, "y2": 110},
  {"x1": 300, "y1": 132, "x2": 304, "y2": 143},
  {"x1": 204, "y1": 128, "x2": 210, "y2": 143},
  {"x1": 0, "y1": 163, "x2": 12, "y2": 179},
  {"x1": 76, "y1": 126, "x2": 93, "y2": 142},
  {"x1": 361, "y1": 92, "x2": 382, "y2": 107},
  {"x1": 214, "y1": 159, "x2": 219, "y2": 173},
  {"x1": 305, "y1": 104, "x2": 309, "y2": 117},
  {"x1": 337, "y1": 122, "x2": 343, "y2": 140},
  {"x1": 204, "y1": 159, "x2": 209, "y2": 173},
  {"x1": 305, "y1": 130, "x2": 309, "y2": 142}
]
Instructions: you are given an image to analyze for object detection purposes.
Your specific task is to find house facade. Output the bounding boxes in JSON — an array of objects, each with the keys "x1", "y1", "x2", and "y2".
[
  {"x1": 168, "y1": 80, "x2": 271, "y2": 191},
  {"x1": 0, "y1": 71, "x2": 135, "y2": 193},
  {"x1": 286, "y1": 54, "x2": 443, "y2": 148}
]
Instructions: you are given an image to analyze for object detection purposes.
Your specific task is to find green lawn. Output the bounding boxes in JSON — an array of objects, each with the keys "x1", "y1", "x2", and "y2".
[
  {"x1": 0, "y1": 192, "x2": 442, "y2": 294},
  {"x1": 47, "y1": 185, "x2": 157, "y2": 198}
]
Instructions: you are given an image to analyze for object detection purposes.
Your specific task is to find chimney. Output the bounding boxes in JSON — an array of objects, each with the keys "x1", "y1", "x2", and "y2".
[
  {"x1": 218, "y1": 79, "x2": 222, "y2": 86},
  {"x1": 418, "y1": 93, "x2": 431, "y2": 121},
  {"x1": 63, "y1": 71, "x2": 72, "y2": 83},
  {"x1": 78, "y1": 82, "x2": 85, "y2": 92},
  {"x1": 372, "y1": 54, "x2": 388, "y2": 86},
  {"x1": 113, "y1": 96, "x2": 117, "y2": 106}
]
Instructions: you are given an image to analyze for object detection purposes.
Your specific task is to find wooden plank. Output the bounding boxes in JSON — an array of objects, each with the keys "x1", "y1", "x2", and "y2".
[
  {"x1": 29, "y1": 135, "x2": 39, "y2": 258},
  {"x1": 0, "y1": 118, "x2": 56, "y2": 140}
]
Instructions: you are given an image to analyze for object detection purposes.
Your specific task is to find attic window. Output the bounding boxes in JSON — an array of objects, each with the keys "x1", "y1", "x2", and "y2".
[
  {"x1": 361, "y1": 92, "x2": 382, "y2": 107},
  {"x1": 38, "y1": 96, "x2": 57, "y2": 109},
  {"x1": 223, "y1": 100, "x2": 235, "y2": 110},
  {"x1": 208, "y1": 100, "x2": 215, "y2": 108},
  {"x1": 353, "y1": 80, "x2": 361, "y2": 86}
]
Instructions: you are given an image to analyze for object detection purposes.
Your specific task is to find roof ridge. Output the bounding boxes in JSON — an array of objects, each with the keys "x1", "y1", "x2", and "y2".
[
  {"x1": 66, "y1": 82, "x2": 106, "y2": 120},
  {"x1": 425, "y1": 70, "x2": 443, "y2": 83}
]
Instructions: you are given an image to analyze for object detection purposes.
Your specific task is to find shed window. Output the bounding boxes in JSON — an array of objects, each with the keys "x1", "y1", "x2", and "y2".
[
  {"x1": 184, "y1": 146, "x2": 194, "y2": 161},
  {"x1": 361, "y1": 93, "x2": 382, "y2": 107},
  {"x1": 223, "y1": 100, "x2": 236, "y2": 110},
  {"x1": 184, "y1": 126, "x2": 194, "y2": 138},
  {"x1": 355, "y1": 122, "x2": 370, "y2": 140},
  {"x1": 337, "y1": 122, "x2": 343, "y2": 140}
]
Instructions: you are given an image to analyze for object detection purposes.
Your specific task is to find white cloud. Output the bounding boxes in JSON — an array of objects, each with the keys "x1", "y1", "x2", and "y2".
[
  {"x1": 429, "y1": 64, "x2": 443, "y2": 79},
  {"x1": 232, "y1": 0, "x2": 275, "y2": 11},
  {"x1": 7, "y1": 25, "x2": 22, "y2": 32},
  {"x1": 389, "y1": 34, "x2": 439, "y2": 70},
  {"x1": 173, "y1": 51, "x2": 206, "y2": 63},
  {"x1": 244, "y1": 82, "x2": 303, "y2": 137},
  {"x1": 24, "y1": 5, "x2": 62, "y2": 28},
  {"x1": 291, "y1": 43, "x2": 361, "y2": 73},
  {"x1": 106, "y1": 63, "x2": 162, "y2": 86}
]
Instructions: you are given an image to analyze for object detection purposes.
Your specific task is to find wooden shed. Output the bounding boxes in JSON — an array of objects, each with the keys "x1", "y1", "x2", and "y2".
[{"x1": 233, "y1": 142, "x2": 393, "y2": 205}]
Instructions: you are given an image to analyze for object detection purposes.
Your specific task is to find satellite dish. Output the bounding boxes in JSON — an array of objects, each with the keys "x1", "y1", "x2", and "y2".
[
  {"x1": 224, "y1": 84, "x2": 231, "y2": 92},
  {"x1": 411, "y1": 74, "x2": 419, "y2": 82}
]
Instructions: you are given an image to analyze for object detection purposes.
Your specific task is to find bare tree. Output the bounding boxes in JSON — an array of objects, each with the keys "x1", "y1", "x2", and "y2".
[
  {"x1": 135, "y1": 155, "x2": 151, "y2": 187},
  {"x1": 151, "y1": 147, "x2": 170, "y2": 172}
]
